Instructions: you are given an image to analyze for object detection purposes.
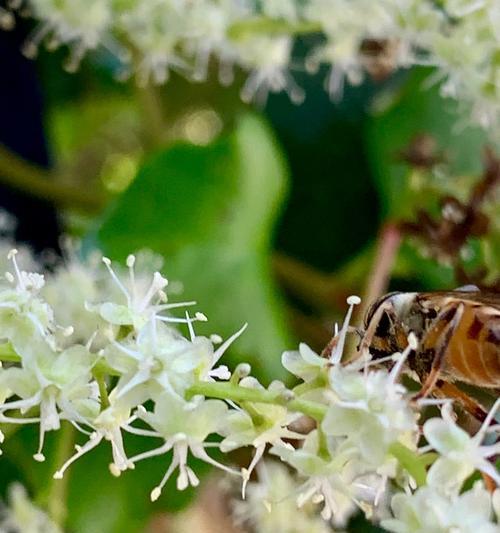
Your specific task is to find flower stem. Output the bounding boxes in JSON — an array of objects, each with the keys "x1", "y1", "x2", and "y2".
[
  {"x1": 186, "y1": 381, "x2": 327, "y2": 421},
  {"x1": 360, "y1": 222, "x2": 402, "y2": 318},
  {"x1": 0, "y1": 143, "x2": 106, "y2": 212}
]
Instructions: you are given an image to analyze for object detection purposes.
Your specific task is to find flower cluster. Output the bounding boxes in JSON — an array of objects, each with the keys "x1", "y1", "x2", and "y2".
[
  {"x1": 0, "y1": 246, "x2": 498, "y2": 532},
  {"x1": 0, "y1": 483, "x2": 61, "y2": 533},
  {"x1": 4, "y1": 1, "x2": 500, "y2": 129}
]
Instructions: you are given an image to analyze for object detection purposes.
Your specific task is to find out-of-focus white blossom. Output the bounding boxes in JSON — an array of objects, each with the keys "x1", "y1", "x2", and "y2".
[
  {"x1": 3, "y1": 0, "x2": 500, "y2": 127},
  {"x1": 382, "y1": 481, "x2": 500, "y2": 533},
  {"x1": 0, "y1": 483, "x2": 62, "y2": 533},
  {"x1": 232, "y1": 461, "x2": 331, "y2": 533}
]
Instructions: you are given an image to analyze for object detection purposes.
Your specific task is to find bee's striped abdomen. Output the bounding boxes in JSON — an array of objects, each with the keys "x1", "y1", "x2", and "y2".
[{"x1": 445, "y1": 305, "x2": 500, "y2": 387}]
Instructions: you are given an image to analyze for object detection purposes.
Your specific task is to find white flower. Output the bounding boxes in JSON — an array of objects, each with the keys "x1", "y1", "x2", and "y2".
[
  {"x1": 0, "y1": 250, "x2": 55, "y2": 353},
  {"x1": 232, "y1": 460, "x2": 331, "y2": 533},
  {"x1": 219, "y1": 376, "x2": 304, "y2": 496},
  {"x1": 26, "y1": 0, "x2": 113, "y2": 70},
  {"x1": 423, "y1": 399, "x2": 500, "y2": 494},
  {"x1": 117, "y1": 0, "x2": 189, "y2": 86},
  {"x1": 282, "y1": 342, "x2": 328, "y2": 384},
  {"x1": 42, "y1": 253, "x2": 104, "y2": 347},
  {"x1": 270, "y1": 430, "x2": 361, "y2": 526},
  {"x1": 323, "y1": 353, "x2": 418, "y2": 467},
  {"x1": 0, "y1": 342, "x2": 98, "y2": 461},
  {"x1": 236, "y1": 36, "x2": 304, "y2": 104},
  {"x1": 129, "y1": 391, "x2": 238, "y2": 501},
  {"x1": 53, "y1": 392, "x2": 137, "y2": 479},
  {"x1": 0, "y1": 483, "x2": 62, "y2": 533},
  {"x1": 103, "y1": 318, "x2": 245, "y2": 402},
  {"x1": 382, "y1": 481, "x2": 500, "y2": 533}
]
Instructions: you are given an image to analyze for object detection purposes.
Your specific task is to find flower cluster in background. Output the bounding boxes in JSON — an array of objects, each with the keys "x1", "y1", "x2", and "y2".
[
  {"x1": 3, "y1": 0, "x2": 500, "y2": 131},
  {"x1": 0, "y1": 241, "x2": 498, "y2": 532}
]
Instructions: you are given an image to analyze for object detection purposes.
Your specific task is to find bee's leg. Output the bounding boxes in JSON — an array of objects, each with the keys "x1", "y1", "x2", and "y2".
[
  {"x1": 413, "y1": 303, "x2": 465, "y2": 400},
  {"x1": 434, "y1": 381, "x2": 489, "y2": 423}
]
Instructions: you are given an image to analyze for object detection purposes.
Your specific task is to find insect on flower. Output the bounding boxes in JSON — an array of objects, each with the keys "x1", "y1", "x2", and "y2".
[{"x1": 359, "y1": 287, "x2": 500, "y2": 421}]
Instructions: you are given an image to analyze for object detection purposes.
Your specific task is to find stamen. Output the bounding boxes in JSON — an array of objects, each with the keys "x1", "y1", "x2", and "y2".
[
  {"x1": 129, "y1": 442, "x2": 173, "y2": 465},
  {"x1": 151, "y1": 459, "x2": 178, "y2": 501},
  {"x1": 186, "y1": 311, "x2": 195, "y2": 342},
  {"x1": 102, "y1": 257, "x2": 131, "y2": 306},
  {"x1": 7, "y1": 249, "x2": 23, "y2": 289},
  {"x1": 53, "y1": 432, "x2": 103, "y2": 479},
  {"x1": 330, "y1": 295, "x2": 361, "y2": 365},
  {"x1": 138, "y1": 272, "x2": 168, "y2": 312},
  {"x1": 212, "y1": 323, "x2": 248, "y2": 365},
  {"x1": 241, "y1": 444, "x2": 265, "y2": 499},
  {"x1": 126, "y1": 254, "x2": 136, "y2": 302},
  {"x1": 474, "y1": 398, "x2": 500, "y2": 444},
  {"x1": 389, "y1": 333, "x2": 417, "y2": 385},
  {"x1": 191, "y1": 443, "x2": 241, "y2": 478},
  {"x1": 210, "y1": 334, "x2": 222, "y2": 344}
]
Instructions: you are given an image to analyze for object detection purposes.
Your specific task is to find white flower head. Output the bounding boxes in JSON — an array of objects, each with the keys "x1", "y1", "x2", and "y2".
[
  {"x1": 130, "y1": 391, "x2": 239, "y2": 501},
  {"x1": 232, "y1": 460, "x2": 331, "y2": 533},
  {"x1": 0, "y1": 249, "x2": 55, "y2": 352},
  {"x1": 26, "y1": 0, "x2": 113, "y2": 71},
  {"x1": 423, "y1": 399, "x2": 500, "y2": 494},
  {"x1": 220, "y1": 376, "x2": 304, "y2": 496},
  {"x1": 0, "y1": 483, "x2": 61, "y2": 533},
  {"x1": 236, "y1": 36, "x2": 304, "y2": 105},
  {"x1": 270, "y1": 430, "x2": 360, "y2": 526},
  {"x1": 382, "y1": 481, "x2": 500, "y2": 533},
  {"x1": 91, "y1": 255, "x2": 196, "y2": 333},
  {"x1": 1, "y1": 343, "x2": 98, "y2": 461},
  {"x1": 323, "y1": 344, "x2": 418, "y2": 467}
]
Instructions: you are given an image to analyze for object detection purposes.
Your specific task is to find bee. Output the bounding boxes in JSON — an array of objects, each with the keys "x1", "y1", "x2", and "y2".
[{"x1": 360, "y1": 287, "x2": 500, "y2": 420}]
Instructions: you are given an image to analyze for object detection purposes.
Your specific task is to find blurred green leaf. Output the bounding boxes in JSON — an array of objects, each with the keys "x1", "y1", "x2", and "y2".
[{"x1": 93, "y1": 112, "x2": 292, "y2": 381}]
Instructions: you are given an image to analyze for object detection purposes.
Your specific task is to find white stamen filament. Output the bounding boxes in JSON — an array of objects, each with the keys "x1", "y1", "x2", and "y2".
[{"x1": 331, "y1": 296, "x2": 361, "y2": 365}]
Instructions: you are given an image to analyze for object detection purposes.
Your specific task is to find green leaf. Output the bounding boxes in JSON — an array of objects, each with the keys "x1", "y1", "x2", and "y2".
[
  {"x1": 92, "y1": 113, "x2": 292, "y2": 381},
  {"x1": 389, "y1": 441, "x2": 427, "y2": 487}
]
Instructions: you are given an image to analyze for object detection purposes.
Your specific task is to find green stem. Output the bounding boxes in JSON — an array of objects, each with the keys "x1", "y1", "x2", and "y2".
[
  {"x1": 186, "y1": 381, "x2": 327, "y2": 421},
  {"x1": 134, "y1": 83, "x2": 167, "y2": 149},
  {"x1": 292, "y1": 376, "x2": 327, "y2": 396},
  {"x1": 0, "y1": 144, "x2": 107, "y2": 213},
  {"x1": 228, "y1": 17, "x2": 322, "y2": 40},
  {"x1": 95, "y1": 373, "x2": 110, "y2": 410}
]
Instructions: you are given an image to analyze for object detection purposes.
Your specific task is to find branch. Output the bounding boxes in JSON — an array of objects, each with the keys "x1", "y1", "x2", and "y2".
[
  {"x1": 187, "y1": 381, "x2": 327, "y2": 421},
  {"x1": 0, "y1": 144, "x2": 107, "y2": 212}
]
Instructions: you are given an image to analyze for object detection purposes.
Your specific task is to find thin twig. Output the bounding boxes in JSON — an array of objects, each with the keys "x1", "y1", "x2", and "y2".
[
  {"x1": 0, "y1": 144, "x2": 107, "y2": 212},
  {"x1": 134, "y1": 83, "x2": 168, "y2": 149},
  {"x1": 360, "y1": 221, "x2": 402, "y2": 318}
]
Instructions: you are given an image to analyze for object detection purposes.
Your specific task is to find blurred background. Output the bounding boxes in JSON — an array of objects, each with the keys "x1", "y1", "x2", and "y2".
[{"x1": 0, "y1": 7, "x2": 498, "y2": 533}]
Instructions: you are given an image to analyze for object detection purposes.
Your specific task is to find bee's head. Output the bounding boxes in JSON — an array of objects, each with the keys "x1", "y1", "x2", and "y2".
[{"x1": 362, "y1": 291, "x2": 419, "y2": 358}]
